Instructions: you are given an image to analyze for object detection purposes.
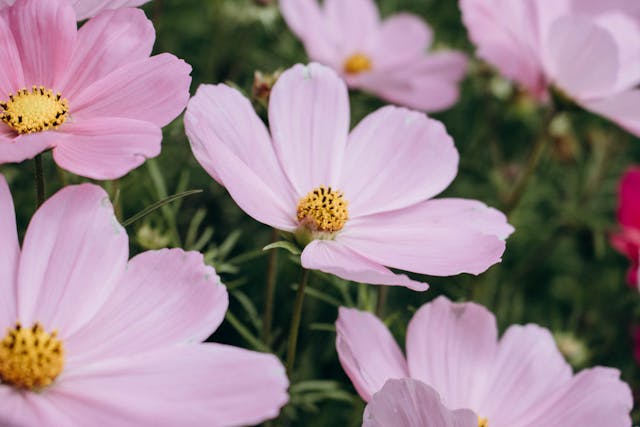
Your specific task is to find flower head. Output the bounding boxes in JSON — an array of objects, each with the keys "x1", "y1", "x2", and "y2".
[
  {"x1": 460, "y1": 0, "x2": 640, "y2": 136},
  {"x1": 0, "y1": 175, "x2": 289, "y2": 426},
  {"x1": 0, "y1": 0, "x2": 191, "y2": 179},
  {"x1": 0, "y1": 0, "x2": 150, "y2": 20},
  {"x1": 336, "y1": 296, "x2": 633, "y2": 427},
  {"x1": 611, "y1": 167, "x2": 640, "y2": 287},
  {"x1": 185, "y1": 63, "x2": 513, "y2": 291},
  {"x1": 280, "y1": 0, "x2": 468, "y2": 112}
]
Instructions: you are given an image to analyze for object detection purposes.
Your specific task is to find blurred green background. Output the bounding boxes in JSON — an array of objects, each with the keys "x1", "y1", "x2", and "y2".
[{"x1": 2, "y1": 0, "x2": 639, "y2": 424}]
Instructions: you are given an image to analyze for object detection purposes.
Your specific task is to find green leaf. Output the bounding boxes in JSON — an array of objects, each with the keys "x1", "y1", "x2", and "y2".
[
  {"x1": 121, "y1": 189, "x2": 203, "y2": 228},
  {"x1": 263, "y1": 240, "x2": 301, "y2": 255}
]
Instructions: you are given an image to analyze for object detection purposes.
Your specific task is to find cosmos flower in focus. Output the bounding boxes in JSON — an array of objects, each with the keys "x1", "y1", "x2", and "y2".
[
  {"x1": 0, "y1": 0, "x2": 150, "y2": 20},
  {"x1": 0, "y1": 176, "x2": 289, "y2": 427},
  {"x1": 611, "y1": 167, "x2": 640, "y2": 287},
  {"x1": 0, "y1": 0, "x2": 191, "y2": 179},
  {"x1": 185, "y1": 63, "x2": 512, "y2": 291},
  {"x1": 280, "y1": 0, "x2": 468, "y2": 112},
  {"x1": 336, "y1": 296, "x2": 633, "y2": 427},
  {"x1": 460, "y1": 0, "x2": 640, "y2": 136}
]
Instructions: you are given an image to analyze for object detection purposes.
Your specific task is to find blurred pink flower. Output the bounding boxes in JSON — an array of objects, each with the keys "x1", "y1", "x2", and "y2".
[
  {"x1": 185, "y1": 63, "x2": 513, "y2": 291},
  {"x1": 280, "y1": 0, "x2": 468, "y2": 112},
  {"x1": 611, "y1": 167, "x2": 640, "y2": 287},
  {"x1": 336, "y1": 296, "x2": 633, "y2": 427},
  {"x1": 363, "y1": 378, "x2": 477, "y2": 427},
  {"x1": 0, "y1": 0, "x2": 191, "y2": 179},
  {"x1": 460, "y1": 0, "x2": 640, "y2": 136},
  {"x1": 0, "y1": 0, "x2": 150, "y2": 20},
  {"x1": 0, "y1": 175, "x2": 289, "y2": 426}
]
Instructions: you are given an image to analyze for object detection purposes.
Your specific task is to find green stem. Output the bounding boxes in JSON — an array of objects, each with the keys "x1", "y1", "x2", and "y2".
[
  {"x1": 375, "y1": 286, "x2": 389, "y2": 317},
  {"x1": 286, "y1": 268, "x2": 310, "y2": 376},
  {"x1": 34, "y1": 154, "x2": 45, "y2": 208},
  {"x1": 262, "y1": 229, "x2": 279, "y2": 346}
]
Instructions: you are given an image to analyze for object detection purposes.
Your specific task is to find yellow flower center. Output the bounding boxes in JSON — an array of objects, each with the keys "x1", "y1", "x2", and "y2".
[
  {"x1": 478, "y1": 417, "x2": 489, "y2": 427},
  {"x1": 344, "y1": 53, "x2": 373, "y2": 74},
  {"x1": 1, "y1": 86, "x2": 69, "y2": 134},
  {"x1": 297, "y1": 186, "x2": 349, "y2": 233},
  {"x1": 0, "y1": 322, "x2": 64, "y2": 390}
]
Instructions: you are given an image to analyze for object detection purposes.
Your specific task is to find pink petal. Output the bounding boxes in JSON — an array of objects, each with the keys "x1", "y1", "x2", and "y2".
[
  {"x1": 545, "y1": 16, "x2": 619, "y2": 100},
  {"x1": 5, "y1": 0, "x2": 76, "y2": 89},
  {"x1": 617, "y1": 167, "x2": 640, "y2": 228},
  {"x1": 0, "y1": 14, "x2": 23, "y2": 99},
  {"x1": 405, "y1": 297, "x2": 498, "y2": 410},
  {"x1": 341, "y1": 106, "x2": 458, "y2": 217},
  {"x1": 301, "y1": 240, "x2": 428, "y2": 291},
  {"x1": 573, "y1": 0, "x2": 640, "y2": 19},
  {"x1": 185, "y1": 83, "x2": 298, "y2": 231},
  {"x1": 524, "y1": 368, "x2": 632, "y2": 427},
  {"x1": 70, "y1": 53, "x2": 192, "y2": 127},
  {"x1": 594, "y1": 12, "x2": 640, "y2": 92},
  {"x1": 51, "y1": 344, "x2": 289, "y2": 427},
  {"x1": 323, "y1": 0, "x2": 380, "y2": 55},
  {"x1": 16, "y1": 184, "x2": 128, "y2": 337},
  {"x1": 479, "y1": 325, "x2": 572, "y2": 424},
  {"x1": 339, "y1": 199, "x2": 509, "y2": 276},
  {"x1": 581, "y1": 89, "x2": 640, "y2": 137},
  {"x1": 66, "y1": 249, "x2": 227, "y2": 364},
  {"x1": 268, "y1": 63, "x2": 349, "y2": 195},
  {"x1": 336, "y1": 307, "x2": 410, "y2": 401},
  {"x1": 59, "y1": 8, "x2": 155, "y2": 100},
  {"x1": 363, "y1": 378, "x2": 477, "y2": 427},
  {"x1": 0, "y1": 131, "x2": 58, "y2": 164},
  {"x1": 0, "y1": 385, "x2": 76, "y2": 427},
  {"x1": 0, "y1": 175, "x2": 18, "y2": 327},
  {"x1": 53, "y1": 117, "x2": 161, "y2": 180},
  {"x1": 373, "y1": 14, "x2": 433, "y2": 69},
  {"x1": 71, "y1": 0, "x2": 151, "y2": 21}
]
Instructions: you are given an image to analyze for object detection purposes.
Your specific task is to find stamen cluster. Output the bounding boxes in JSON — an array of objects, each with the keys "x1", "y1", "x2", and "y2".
[
  {"x1": 297, "y1": 186, "x2": 349, "y2": 233},
  {"x1": 1, "y1": 86, "x2": 69, "y2": 134}
]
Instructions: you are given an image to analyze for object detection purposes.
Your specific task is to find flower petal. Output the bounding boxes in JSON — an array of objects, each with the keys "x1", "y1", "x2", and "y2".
[
  {"x1": 16, "y1": 184, "x2": 128, "y2": 337},
  {"x1": 185, "y1": 83, "x2": 298, "y2": 231},
  {"x1": 5, "y1": 0, "x2": 76, "y2": 89},
  {"x1": 373, "y1": 14, "x2": 433, "y2": 69},
  {"x1": 479, "y1": 325, "x2": 572, "y2": 424},
  {"x1": 301, "y1": 240, "x2": 428, "y2": 291},
  {"x1": 405, "y1": 297, "x2": 497, "y2": 410},
  {"x1": 0, "y1": 385, "x2": 76, "y2": 427},
  {"x1": 323, "y1": 0, "x2": 379, "y2": 54},
  {"x1": 616, "y1": 167, "x2": 640, "y2": 228},
  {"x1": 71, "y1": 0, "x2": 151, "y2": 21},
  {"x1": 341, "y1": 106, "x2": 458, "y2": 217},
  {"x1": 66, "y1": 249, "x2": 227, "y2": 364},
  {"x1": 51, "y1": 344, "x2": 289, "y2": 427},
  {"x1": 59, "y1": 8, "x2": 155, "y2": 100},
  {"x1": 70, "y1": 53, "x2": 191, "y2": 127},
  {"x1": 362, "y1": 378, "x2": 477, "y2": 427},
  {"x1": 269, "y1": 63, "x2": 349, "y2": 195},
  {"x1": 594, "y1": 11, "x2": 640, "y2": 92},
  {"x1": 0, "y1": 131, "x2": 58, "y2": 164},
  {"x1": 0, "y1": 175, "x2": 18, "y2": 328},
  {"x1": 53, "y1": 117, "x2": 161, "y2": 180},
  {"x1": 581, "y1": 89, "x2": 640, "y2": 138},
  {"x1": 336, "y1": 307, "x2": 410, "y2": 401},
  {"x1": 0, "y1": 14, "x2": 23, "y2": 99}
]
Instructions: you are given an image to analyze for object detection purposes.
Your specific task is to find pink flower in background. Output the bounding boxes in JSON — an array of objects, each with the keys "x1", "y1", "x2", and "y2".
[
  {"x1": 336, "y1": 296, "x2": 633, "y2": 427},
  {"x1": 0, "y1": 176, "x2": 289, "y2": 426},
  {"x1": 280, "y1": 0, "x2": 468, "y2": 112},
  {"x1": 611, "y1": 167, "x2": 640, "y2": 287},
  {"x1": 0, "y1": 0, "x2": 150, "y2": 20},
  {"x1": 0, "y1": 0, "x2": 191, "y2": 179},
  {"x1": 185, "y1": 63, "x2": 512, "y2": 291},
  {"x1": 363, "y1": 378, "x2": 477, "y2": 427},
  {"x1": 460, "y1": 0, "x2": 640, "y2": 136}
]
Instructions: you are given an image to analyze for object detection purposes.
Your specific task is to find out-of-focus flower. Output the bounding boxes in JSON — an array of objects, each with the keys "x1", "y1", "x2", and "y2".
[
  {"x1": 0, "y1": 0, "x2": 191, "y2": 179},
  {"x1": 362, "y1": 378, "x2": 477, "y2": 427},
  {"x1": 611, "y1": 167, "x2": 640, "y2": 287},
  {"x1": 554, "y1": 331, "x2": 589, "y2": 367},
  {"x1": 0, "y1": 0, "x2": 150, "y2": 20},
  {"x1": 252, "y1": 69, "x2": 282, "y2": 107},
  {"x1": 460, "y1": 0, "x2": 640, "y2": 136},
  {"x1": 632, "y1": 326, "x2": 640, "y2": 365},
  {"x1": 279, "y1": 0, "x2": 468, "y2": 112},
  {"x1": 336, "y1": 296, "x2": 633, "y2": 426},
  {"x1": 185, "y1": 63, "x2": 513, "y2": 291},
  {"x1": 136, "y1": 223, "x2": 171, "y2": 250},
  {"x1": 0, "y1": 176, "x2": 289, "y2": 426}
]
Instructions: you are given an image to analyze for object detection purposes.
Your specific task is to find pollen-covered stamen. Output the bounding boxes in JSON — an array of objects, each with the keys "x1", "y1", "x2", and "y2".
[
  {"x1": 297, "y1": 186, "x2": 349, "y2": 233},
  {"x1": 0, "y1": 322, "x2": 64, "y2": 390},
  {"x1": 1, "y1": 86, "x2": 69, "y2": 134},
  {"x1": 478, "y1": 417, "x2": 489, "y2": 427},
  {"x1": 344, "y1": 53, "x2": 373, "y2": 74}
]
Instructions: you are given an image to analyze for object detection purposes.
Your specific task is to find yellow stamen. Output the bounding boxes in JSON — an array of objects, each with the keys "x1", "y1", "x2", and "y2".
[
  {"x1": 0, "y1": 322, "x2": 64, "y2": 390},
  {"x1": 478, "y1": 417, "x2": 489, "y2": 427},
  {"x1": 1, "y1": 86, "x2": 69, "y2": 134},
  {"x1": 297, "y1": 186, "x2": 349, "y2": 233},
  {"x1": 344, "y1": 53, "x2": 373, "y2": 74}
]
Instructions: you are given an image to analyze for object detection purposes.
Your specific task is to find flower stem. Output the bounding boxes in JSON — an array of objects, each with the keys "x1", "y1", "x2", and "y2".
[
  {"x1": 33, "y1": 154, "x2": 45, "y2": 208},
  {"x1": 286, "y1": 268, "x2": 310, "y2": 376},
  {"x1": 262, "y1": 230, "x2": 279, "y2": 346},
  {"x1": 375, "y1": 286, "x2": 389, "y2": 317}
]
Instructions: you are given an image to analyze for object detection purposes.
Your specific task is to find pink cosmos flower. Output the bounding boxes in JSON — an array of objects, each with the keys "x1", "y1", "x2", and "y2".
[
  {"x1": 460, "y1": 0, "x2": 640, "y2": 136},
  {"x1": 280, "y1": 0, "x2": 468, "y2": 112},
  {"x1": 185, "y1": 63, "x2": 513, "y2": 291},
  {"x1": 336, "y1": 296, "x2": 633, "y2": 427},
  {"x1": 0, "y1": 0, "x2": 191, "y2": 179},
  {"x1": 611, "y1": 167, "x2": 640, "y2": 287},
  {"x1": 363, "y1": 378, "x2": 476, "y2": 427},
  {"x1": 0, "y1": 0, "x2": 150, "y2": 20},
  {"x1": 0, "y1": 175, "x2": 289, "y2": 426}
]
